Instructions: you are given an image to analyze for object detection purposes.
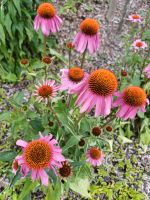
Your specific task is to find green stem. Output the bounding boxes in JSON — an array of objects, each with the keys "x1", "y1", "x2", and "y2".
[
  {"x1": 44, "y1": 35, "x2": 47, "y2": 56},
  {"x1": 49, "y1": 102, "x2": 62, "y2": 127},
  {"x1": 68, "y1": 50, "x2": 71, "y2": 68},
  {"x1": 80, "y1": 48, "x2": 87, "y2": 69},
  {"x1": 44, "y1": 66, "x2": 47, "y2": 81},
  {"x1": 67, "y1": 94, "x2": 72, "y2": 108}
]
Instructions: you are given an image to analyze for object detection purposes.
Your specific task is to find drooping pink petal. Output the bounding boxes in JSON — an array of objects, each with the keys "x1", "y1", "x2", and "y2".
[
  {"x1": 95, "y1": 96, "x2": 102, "y2": 117},
  {"x1": 103, "y1": 96, "x2": 112, "y2": 116},
  {"x1": 41, "y1": 19, "x2": 50, "y2": 36},
  {"x1": 31, "y1": 170, "x2": 38, "y2": 181},
  {"x1": 38, "y1": 169, "x2": 49, "y2": 186},
  {"x1": 123, "y1": 107, "x2": 138, "y2": 120},
  {"x1": 16, "y1": 140, "x2": 28, "y2": 148}
]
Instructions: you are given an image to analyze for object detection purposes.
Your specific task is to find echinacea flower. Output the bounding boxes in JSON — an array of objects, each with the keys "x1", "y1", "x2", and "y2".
[
  {"x1": 113, "y1": 86, "x2": 149, "y2": 120},
  {"x1": 144, "y1": 64, "x2": 150, "y2": 78},
  {"x1": 86, "y1": 147, "x2": 104, "y2": 166},
  {"x1": 34, "y1": 80, "x2": 59, "y2": 104},
  {"x1": 92, "y1": 127, "x2": 101, "y2": 136},
  {"x1": 13, "y1": 133, "x2": 65, "y2": 186},
  {"x1": 106, "y1": 126, "x2": 113, "y2": 132},
  {"x1": 128, "y1": 14, "x2": 142, "y2": 22},
  {"x1": 66, "y1": 42, "x2": 74, "y2": 49},
  {"x1": 34, "y1": 3, "x2": 62, "y2": 36},
  {"x1": 60, "y1": 67, "x2": 89, "y2": 92},
  {"x1": 73, "y1": 18, "x2": 100, "y2": 54},
  {"x1": 70, "y1": 69, "x2": 118, "y2": 116},
  {"x1": 58, "y1": 161, "x2": 72, "y2": 179},
  {"x1": 132, "y1": 39, "x2": 147, "y2": 50},
  {"x1": 20, "y1": 59, "x2": 29, "y2": 66},
  {"x1": 78, "y1": 139, "x2": 85, "y2": 147},
  {"x1": 42, "y1": 56, "x2": 52, "y2": 64}
]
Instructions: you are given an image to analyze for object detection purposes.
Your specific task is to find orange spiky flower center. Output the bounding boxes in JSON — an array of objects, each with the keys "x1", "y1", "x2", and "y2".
[
  {"x1": 92, "y1": 127, "x2": 101, "y2": 136},
  {"x1": 136, "y1": 41, "x2": 143, "y2": 47},
  {"x1": 68, "y1": 67, "x2": 84, "y2": 82},
  {"x1": 132, "y1": 14, "x2": 140, "y2": 19},
  {"x1": 24, "y1": 140, "x2": 52, "y2": 169},
  {"x1": 89, "y1": 147, "x2": 101, "y2": 160},
  {"x1": 80, "y1": 18, "x2": 100, "y2": 35},
  {"x1": 38, "y1": 85, "x2": 53, "y2": 98},
  {"x1": 88, "y1": 69, "x2": 118, "y2": 96},
  {"x1": 123, "y1": 86, "x2": 146, "y2": 107},
  {"x1": 37, "y1": 3, "x2": 56, "y2": 18},
  {"x1": 59, "y1": 161, "x2": 72, "y2": 178}
]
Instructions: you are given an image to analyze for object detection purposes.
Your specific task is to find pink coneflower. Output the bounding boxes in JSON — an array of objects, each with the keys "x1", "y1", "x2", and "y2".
[
  {"x1": 70, "y1": 69, "x2": 118, "y2": 116},
  {"x1": 60, "y1": 67, "x2": 89, "y2": 92},
  {"x1": 144, "y1": 64, "x2": 150, "y2": 78},
  {"x1": 73, "y1": 18, "x2": 100, "y2": 54},
  {"x1": 34, "y1": 3, "x2": 62, "y2": 36},
  {"x1": 113, "y1": 86, "x2": 149, "y2": 120},
  {"x1": 132, "y1": 39, "x2": 147, "y2": 49},
  {"x1": 34, "y1": 80, "x2": 59, "y2": 104},
  {"x1": 128, "y1": 14, "x2": 142, "y2": 22},
  {"x1": 86, "y1": 147, "x2": 104, "y2": 166},
  {"x1": 12, "y1": 133, "x2": 65, "y2": 186}
]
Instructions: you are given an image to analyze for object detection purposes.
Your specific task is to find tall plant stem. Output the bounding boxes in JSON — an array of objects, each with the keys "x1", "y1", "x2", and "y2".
[
  {"x1": 44, "y1": 66, "x2": 47, "y2": 81},
  {"x1": 49, "y1": 103, "x2": 62, "y2": 128},
  {"x1": 80, "y1": 48, "x2": 87, "y2": 69},
  {"x1": 67, "y1": 94, "x2": 72, "y2": 108},
  {"x1": 68, "y1": 50, "x2": 71, "y2": 68},
  {"x1": 44, "y1": 35, "x2": 47, "y2": 56},
  {"x1": 43, "y1": 35, "x2": 47, "y2": 80}
]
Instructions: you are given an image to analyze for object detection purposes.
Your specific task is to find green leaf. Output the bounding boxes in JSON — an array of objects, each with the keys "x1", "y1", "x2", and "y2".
[
  {"x1": 49, "y1": 48, "x2": 68, "y2": 64},
  {"x1": 105, "y1": 139, "x2": 113, "y2": 152},
  {"x1": 70, "y1": 177, "x2": 91, "y2": 198},
  {"x1": 140, "y1": 128, "x2": 150, "y2": 145},
  {"x1": 46, "y1": 184, "x2": 55, "y2": 200},
  {"x1": 0, "y1": 151, "x2": 17, "y2": 161},
  {"x1": 62, "y1": 136, "x2": 80, "y2": 152},
  {"x1": 0, "y1": 112, "x2": 11, "y2": 122},
  {"x1": 25, "y1": 28, "x2": 33, "y2": 41},
  {"x1": 79, "y1": 117, "x2": 91, "y2": 133},
  {"x1": 53, "y1": 180, "x2": 61, "y2": 200},
  {"x1": 131, "y1": 73, "x2": 141, "y2": 86},
  {"x1": 30, "y1": 118, "x2": 44, "y2": 132},
  {"x1": 13, "y1": 91, "x2": 24, "y2": 106},
  {"x1": 3, "y1": 73, "x2": 17, "y2": 82},
  {"x1": 13, "y1": 0, "x2": 21, "y2": 16},
  {"x1": 0, "y1": 24, "x2": 5, "y2": 45},
  {"x1": 10, "y1": 170, "x2": 21, "y2": 187},
  {"x1": 18, "y1": 179, "x2": 37, "y2": 200},
  {"x1": 5, "y1": 14, "x2": 13, "y2": 38},
  {"x1": 119, "y1": 135, "x2": 132, "y2": 144}
]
